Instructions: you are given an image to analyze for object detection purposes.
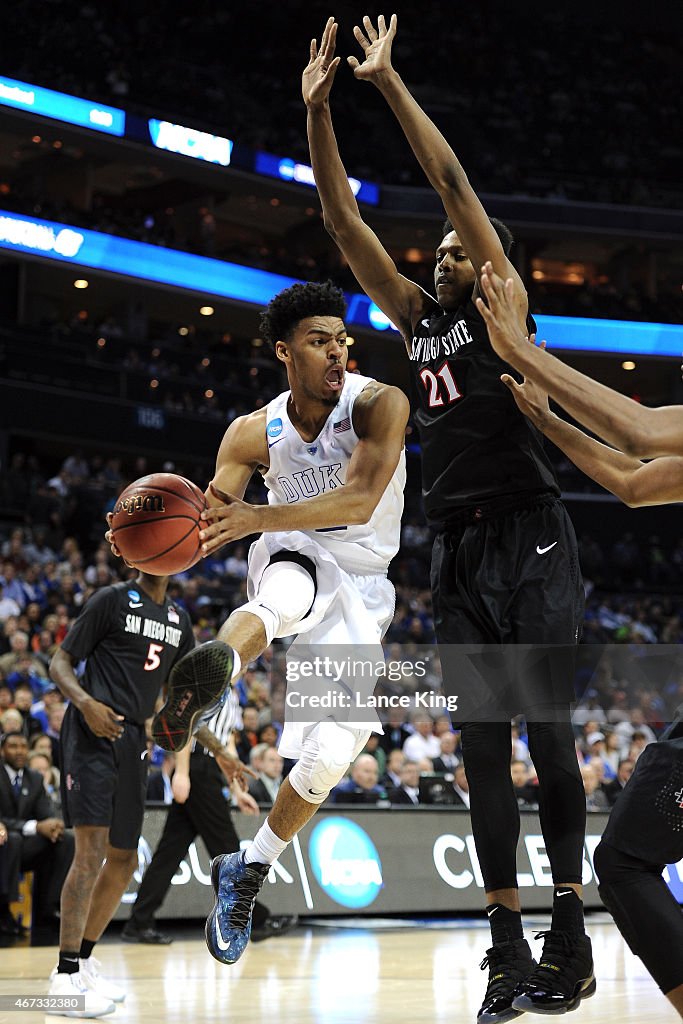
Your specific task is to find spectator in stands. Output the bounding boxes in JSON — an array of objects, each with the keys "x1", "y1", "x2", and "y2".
[
  {"x1": 9, "y1": 681, "x2": 44, "y2": 740},
  {"x1": 432, "y1": 731, "x2": 461, "y2": 774},
  {"x1": 0, "y1": 709, "x2": 24, "y2": 736},
  {"x1": 380, "y1": 748, "x2": 405, "y2": 790},
  {"x1": 27, "y1": 750, "x2": 60, "y2": 808},
  {"x1": 580, "y1": 763, "x2": 610, "y2": 810},
  {"x1": 248, "y1": 747, "x2": 283, "y2": 806},
  {"x1": 403, "y1": 712, "x2": 440, "y2": 762},
  {"x1": 45, "y1": 702, "x2": 66, "y2": 765},
  {"x1": 602, "y1": 758, "x2": 635, "y2": 807},
  {"x1": 0, "y1": 732, "x2": 74, "y2": 928},
  {"x1": 0, "y1": 685, "x2": 12, "y2": 713},
  {"x1": 586, "y1": 731, "x2": 617, "y2": 781},
  {"x1": 378, "y1": 706, "x2": 411, "y2": 754},
  {"x1": 451, "y1": 764, "x2": 470, "y2": 808},
  {"x1": 248, "y1": 742, "x2": 267, "y2": 778},
  {"x1": 235, "y1": 705, "x2": 260, "y2": 763},
  {"x1": 388, "y1": 760, "x2": 422, "y2": 805},
  {"x1": 0, "y1": 583, "x2": 21, "y2": 621},
  {"x1": 331, "y1": 755, "x2": 388, "y2": 805},
  {"x1": 0, "y1": 631, "x2": 45, "y2": 678},
  {"x1": 511, "y1": 760, "x2": 538, "y2": 808}
]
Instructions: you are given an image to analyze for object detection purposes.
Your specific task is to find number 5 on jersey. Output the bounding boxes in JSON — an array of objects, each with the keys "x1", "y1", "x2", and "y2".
[
  {"x1": 419, "y1": 361, "x2": 462, "y2": 408},
  {"x1": 144, "y1": 642, "x2": 165, "y2": 671}
]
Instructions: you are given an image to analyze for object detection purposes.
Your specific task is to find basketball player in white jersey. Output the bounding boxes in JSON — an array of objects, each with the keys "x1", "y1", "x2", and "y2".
[{"x1": 145, "y1": 280, "x2": 408, "y2": 964}]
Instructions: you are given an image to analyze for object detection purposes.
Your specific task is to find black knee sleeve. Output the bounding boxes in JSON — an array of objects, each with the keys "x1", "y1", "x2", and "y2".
[{"x1": 595, "y1": 840, "x2": 683, "y2": 994}]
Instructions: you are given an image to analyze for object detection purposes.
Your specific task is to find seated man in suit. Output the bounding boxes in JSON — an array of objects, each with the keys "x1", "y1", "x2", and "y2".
[
  {"x1": 380, "y1": 748, "x2": 405, "y2": 790},
  {"x1": 0, "y1": 731, "x2": 74, "y2": 928},
  {"x1": 388, "y1": 760, "x2": 422, "y2": 806},
  {"x1": 331, "y1": 754, "x2": 388, "y2": 805},
  {"x1": 451, "y1": 764, "x2": 471, "y2": 809},
  {"x1": 432, "y1": 731, "x2": 461, "y2": 774},
  {"x1": 248, "y1": 747, "x2": 284, "y2": 807}
]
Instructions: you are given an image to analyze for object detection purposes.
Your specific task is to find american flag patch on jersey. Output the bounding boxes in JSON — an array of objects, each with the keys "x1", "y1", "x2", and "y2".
[{"x1": 333, "y1": 416, "x2": 351, "y2": 433}]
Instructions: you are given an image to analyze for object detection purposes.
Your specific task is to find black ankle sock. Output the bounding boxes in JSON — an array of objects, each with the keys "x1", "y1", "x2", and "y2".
[
  {"x1": 79, "y1": 938, "x2": 96, "y2": 960},
  {"x1": 551, "y1": 887, "x2": 585, "y2": 935},
  {"x1": 58, "y1": 951, "x2": 80, "y2": 974},
  {"x1": 487, "y1": 903, "x2": 524, "y2": 946}
]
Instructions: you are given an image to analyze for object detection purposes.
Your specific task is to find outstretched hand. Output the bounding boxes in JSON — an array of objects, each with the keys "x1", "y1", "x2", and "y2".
[
  {"x1": 476, "y1": 261, "x2": 530, "y2": 362},
  {"x1": 303, "y1": 16, "x2": 341, "y2": 107},
  {"x1": 500, "y1": 338, "x2": 552, "y2": 429},
  {"x1": 198, "y1": 482, "x2": 263, "y2": 554},
  {"x1": 348, "y1": 14, "x2": 398, "y2": 81}
]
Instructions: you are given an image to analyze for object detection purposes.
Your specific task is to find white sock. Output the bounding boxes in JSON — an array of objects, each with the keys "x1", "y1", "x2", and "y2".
[
  {"x1": 244, "y1": 819, "x2": 289, "y2": 865},
  {"x1": 230, "y1": 650, "x2": 241, "y2": 682}
]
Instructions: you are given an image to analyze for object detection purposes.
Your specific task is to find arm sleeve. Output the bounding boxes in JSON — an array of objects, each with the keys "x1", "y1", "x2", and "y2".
[{"x1": 60, "y1": 587, "x2": 118, "y2": 662}]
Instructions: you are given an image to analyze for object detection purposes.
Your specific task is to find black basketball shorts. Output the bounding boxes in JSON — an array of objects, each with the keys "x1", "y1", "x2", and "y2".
[
  {"x1": 431, "y1": 495, "x2": 585, "y2": 723},
  {"x1": 601, "y1": 737, "x2": 683, "y2": 867},
  {"x1": 60, "y1": 702, "x2": 149, "y2": 850}
]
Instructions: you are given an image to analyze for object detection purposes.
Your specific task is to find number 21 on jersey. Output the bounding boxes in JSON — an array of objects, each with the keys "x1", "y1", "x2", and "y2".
[{"x1": 419, "y1": 361, "x2": 462, "y2": 408}]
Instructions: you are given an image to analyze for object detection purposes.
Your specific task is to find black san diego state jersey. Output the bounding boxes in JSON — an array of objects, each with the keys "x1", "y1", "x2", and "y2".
[
  {"x1": 409, "y1": 298, "x2": 559, "y2": 524},
  {"x1": 61, "y1": 582, "x2": 195, "y2": 724}
]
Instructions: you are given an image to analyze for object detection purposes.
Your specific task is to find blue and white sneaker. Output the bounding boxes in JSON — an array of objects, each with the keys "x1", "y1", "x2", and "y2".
[
  {"x1": 152, "y1": 640, "x2": 234, "y2": 752},
  {"x1": 205, "y1": 852, "x2": 270, "y2": 965}
]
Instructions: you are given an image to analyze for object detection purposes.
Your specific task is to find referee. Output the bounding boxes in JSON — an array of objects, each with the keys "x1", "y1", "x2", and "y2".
[
  {"x1": 122, "y1": 689, "x2": 298, "y2": 944},
  {"x1": 47, "y1": 572, "x2": 194, "y2": 1019},
  {"x1": 478, "y1": 264, "x2": 683, "y2": 1018}
]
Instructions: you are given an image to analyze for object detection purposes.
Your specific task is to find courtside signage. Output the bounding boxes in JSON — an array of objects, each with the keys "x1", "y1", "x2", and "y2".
[
  {"x1": 148, "y1": 119, "x2": 233, "y2": 166},
  {"x1": 308, "y1": 817, "x2": 383, "y2": 908}
]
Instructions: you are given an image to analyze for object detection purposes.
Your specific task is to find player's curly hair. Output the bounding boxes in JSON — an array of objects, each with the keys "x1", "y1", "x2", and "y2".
[
  {"x1": 259, "y1": 281, "x2": 347, "y2": 348},
  {"x1": 442, "y1": 216, "x2": 514, "y2": 257}
]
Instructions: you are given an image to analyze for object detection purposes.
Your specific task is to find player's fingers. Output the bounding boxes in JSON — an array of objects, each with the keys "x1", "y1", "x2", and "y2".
[
  {"x1": 347, "y1": 55, "x2": 360, "y2": 71},
  {"x1": 363, "y1": 15, "x2": 378, "y2": 41},
  {"x1": 324, "y1": 20, "x2": 338, "y2": 56},
  {"x1": 325, "y1": 56, "x2": 341, "y2": 79},
  {"x1": 504, "y1": 277, "x2": 516, "y2": 303},
  {"x1": 320, "y1": 15, "x2": 334, "y2": 51},
  {"x1": 353, "y1": 24, "x2": 371, "y2": 50},
  {"x1": 378, "y1": 13, "x2": 386, "y2": 35},
  {"x1": 475, "y1": 295, "x2": 493, "y2": 322},
  {"x1": 389, "y1": 12, "x2": 398, "y2": 36},
  {"x1": 310, "y1": 38, "x2": 317, "y2": 61},
  {"x1": 105, "y1": 512, "x2": 113, "y2": 526},
  {"x1": 540, "y1": 339, "x2": 547, "y2": 350},
  {"x1": 500, "y1": 374, "x2": 519, "y2": 391}
]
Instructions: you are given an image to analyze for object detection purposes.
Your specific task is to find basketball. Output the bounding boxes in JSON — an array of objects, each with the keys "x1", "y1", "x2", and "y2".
[{"x1": 110, "y1": 473, "x2": 207, "y2": 575}]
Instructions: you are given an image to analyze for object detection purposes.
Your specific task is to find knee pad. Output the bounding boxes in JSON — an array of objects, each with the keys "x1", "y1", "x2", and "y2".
[
  {"x1": 288, "y1": 721, "x2": 371, "y2": 805},
  {"x1": 240, "y1": 561, "x2": 315, "y2": 645}
]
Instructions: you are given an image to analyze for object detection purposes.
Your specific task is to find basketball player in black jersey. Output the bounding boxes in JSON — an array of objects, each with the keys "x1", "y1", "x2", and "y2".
[
  {"x1": 47, "y1": 572, "x2": 194, "y2": 1018},
  {"x1": 304, "y1": 17, "x2": 591, "y2": 1020},
  {"x1": 477, "y1": 264, "x2": 683, "y2": 1019}
]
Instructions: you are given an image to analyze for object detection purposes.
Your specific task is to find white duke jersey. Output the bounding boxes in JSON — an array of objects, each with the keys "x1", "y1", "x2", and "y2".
[{"x1": 262, "y1": 373, "x2": 405, "y2": 575}]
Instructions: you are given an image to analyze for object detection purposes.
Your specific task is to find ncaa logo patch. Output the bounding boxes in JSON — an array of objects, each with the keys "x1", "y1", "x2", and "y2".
[
  {"x1": 308, "y1": 817, "x2": 383, "y2": 908},
  {"x1": 267, "y1": 418, "x2": 283, "y2": 439}
]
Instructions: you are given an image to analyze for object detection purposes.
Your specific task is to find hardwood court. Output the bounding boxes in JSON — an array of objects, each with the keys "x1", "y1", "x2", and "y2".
[{"x1": 0, "y1": 919, "x2": 678, "y2": 1023}]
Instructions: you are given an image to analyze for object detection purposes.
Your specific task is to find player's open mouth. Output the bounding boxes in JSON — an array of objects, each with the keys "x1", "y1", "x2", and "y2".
[{"x1": 325, "y1": 366, "x2": 344, "y2": 390}]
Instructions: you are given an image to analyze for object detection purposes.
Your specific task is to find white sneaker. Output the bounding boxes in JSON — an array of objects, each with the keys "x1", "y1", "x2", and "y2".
[
  {"x1": 79, "y1": 956, "x2": 126, "y2": 1003},
  {"x1": 47, "y1": 970, "x2": 115, "y2": 1018}
]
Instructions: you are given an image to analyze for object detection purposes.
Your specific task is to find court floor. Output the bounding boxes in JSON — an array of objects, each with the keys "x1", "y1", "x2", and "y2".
[{"x1": 0, "y1": 918, "x2": 678, "y2": 1023}]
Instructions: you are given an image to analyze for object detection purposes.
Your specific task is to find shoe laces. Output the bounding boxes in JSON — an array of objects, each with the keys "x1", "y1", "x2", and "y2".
[
  {"x1": 82, "y1": 955, "x2": 101, "y2": 975},
  {"x1": 479, "y1": 942, "x2": 527, "y2": 999},
  {"x1": 229, "y1": 863, "x2": 269, "y2": 931},
  {"x1": 532, "y1": 930, "x2": 578, "y2": 995}
]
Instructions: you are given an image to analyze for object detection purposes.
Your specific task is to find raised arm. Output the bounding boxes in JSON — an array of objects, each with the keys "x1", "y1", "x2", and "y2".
[
  {"x1": 303, "y1": 18, "x2": 433, "y2": 343},
  {"x1": 499, "y1": 363, "x2": 683, "y2": 507},
  {"x1": 199, "y1": 382, "x2": 410, "y2": 553},
  {"x1": 349, "y1": 15, "x2": 525, "y2": 313},
  {"x1": 477, "y1": 264, "x2": 683, "y2": 458}
]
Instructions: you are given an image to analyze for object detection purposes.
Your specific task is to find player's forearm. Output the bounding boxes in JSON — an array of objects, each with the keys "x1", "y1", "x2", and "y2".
[
  {"x1": 307, "y1": 102, "x2": 362, "y2": 233},
  {"x1": 536, "y1": 410, "x2": 644, "y2": 504},
  {"x1": 372, "y1": 69, "x2": 468, "y2": 197},
  {"x1": 194, "y1": 725, "x2": 229, "y2": 759},
  {"x1": 258, "y1": 486, "x2": 375, "y2": 532},
  {"x1": 510, "y1": 345, "x2": 658, "y2": 457},
  {"x1": 48, "y1": 649, "x2": 91, "y2": 712}
]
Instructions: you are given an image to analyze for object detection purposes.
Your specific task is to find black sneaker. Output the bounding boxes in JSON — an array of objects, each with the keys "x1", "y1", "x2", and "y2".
[
  {"x1": 121, "y1": 922, "x2": 173, "y2": 944},
  {"x1": 151, "y1": 640, "x2": 234, "y2": 751},
  {"x1": 511, "y1": 930, "x2": 596, "y2": 1015},
  {"x1": 477, "y1": 938, "x2": 536, "y2": 1024},
  {"x1": 250, "y1": 915, "x2": 299, "y2": 944}
]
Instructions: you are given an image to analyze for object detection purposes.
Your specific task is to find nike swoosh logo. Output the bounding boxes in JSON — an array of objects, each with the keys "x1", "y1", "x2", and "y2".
[
  {"x1": 268, "y1": 438, "x2": 284, "y2": 448},
  {"x1": 129, "y1": 601, "x2": 143, "y2": 608},
  {"x1": 536, "y1": 541, "x2": 558, "y2": 555},
  {"x1": 556, "y1": 890, "x2": 574, "y2": 897},
  {"x1": 487, "y1": 907, "x2": 499, "y2": 916},
  {"x1": 214, "y1": 916, "x2": 232, "y2": 951},
  {"x1": 421, "y1": 318, "x2": 431, "y2": 328},
  {"x1": 308, "y1": 788, "x2": 323, "y2": 796}
]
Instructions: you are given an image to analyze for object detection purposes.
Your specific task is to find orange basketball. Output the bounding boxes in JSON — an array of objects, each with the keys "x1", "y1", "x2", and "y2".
[{"x1": 110, "y1": 473, "x2": 207, "y2": 575}]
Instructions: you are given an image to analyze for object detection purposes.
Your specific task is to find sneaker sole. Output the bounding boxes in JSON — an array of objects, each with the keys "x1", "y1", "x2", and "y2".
[
  {"x1": 477, "y1": 1009, "x2": 524, "y2": 1024},
  {"x1": 512, "y1": 974, "x2": 596, "y2": 1015},
  {"x1": 151, "y1": 642, "x2": 234, "y2": 751}
]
